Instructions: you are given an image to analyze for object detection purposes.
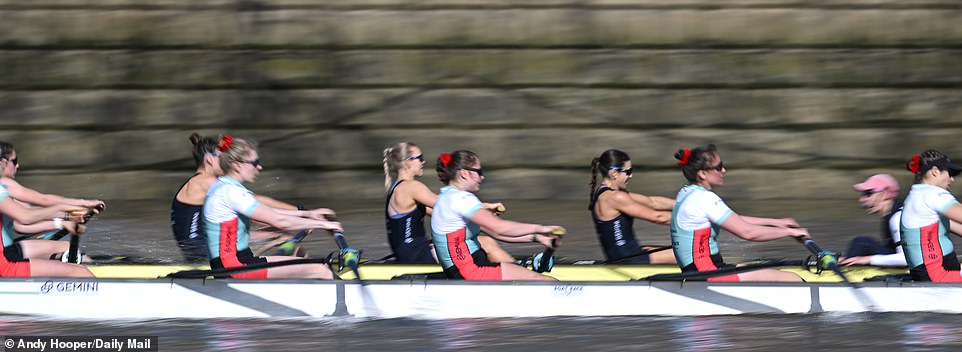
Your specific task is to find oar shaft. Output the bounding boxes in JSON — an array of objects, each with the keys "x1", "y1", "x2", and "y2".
[
  {"x1": 66, "y1": 233, "x2": 81, "y2": 264},
  {"x1": 333, "y1": 232, "x2": 350, "y2": 250}
]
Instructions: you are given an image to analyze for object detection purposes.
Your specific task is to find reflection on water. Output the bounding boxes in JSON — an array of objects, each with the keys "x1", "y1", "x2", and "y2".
[
  {"x1": 675, "y1": 318, "x2": 733, "y2": 352},
  {"x1": 2, "y1": 315, "x2": 962, "y2": 351}
]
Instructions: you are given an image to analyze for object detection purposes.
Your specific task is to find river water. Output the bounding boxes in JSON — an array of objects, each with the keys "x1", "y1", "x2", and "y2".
[{"x1": 4, "y1": 198, "x2": 962, "y2": 351}]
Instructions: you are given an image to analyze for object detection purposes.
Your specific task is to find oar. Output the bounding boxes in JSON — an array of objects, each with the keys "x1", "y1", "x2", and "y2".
[
  {"x1": 332, "y1": 232, "x2": 361, "y2": 279},
  {"x1": 274, "y1": 230, "x2": 310, "y2": 256},
  {"x1": 44, "y1": 204, "x2": 105, "y2": 243},
  {"x1": 531, "y1": 229, "x2": 565, "y2": 273},
  {"x1": 795, "y1": 237, "x2": 879, "y2": 312},
  {"x1": 62, "y1": 204, "x2": 105, "y2": 264}
]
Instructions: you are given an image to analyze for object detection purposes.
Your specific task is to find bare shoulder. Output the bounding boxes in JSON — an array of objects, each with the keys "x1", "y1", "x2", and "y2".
[
  {"x1": 605, "y1": 189, "x2": 632, "y2": 204},
  {"x1": 0, "y1": 177, "x2": 19, "y2": 188}
]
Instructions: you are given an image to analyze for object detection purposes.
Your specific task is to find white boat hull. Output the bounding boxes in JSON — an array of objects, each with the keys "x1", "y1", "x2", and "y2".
[{"x1": 3, "y1": 278, "x2": 962, "y2": 319}]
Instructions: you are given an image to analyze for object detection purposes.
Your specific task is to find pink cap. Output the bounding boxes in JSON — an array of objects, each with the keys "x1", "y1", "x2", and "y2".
[{"x1": 853, "y1": 174, "x2": 899, "y2": 198}]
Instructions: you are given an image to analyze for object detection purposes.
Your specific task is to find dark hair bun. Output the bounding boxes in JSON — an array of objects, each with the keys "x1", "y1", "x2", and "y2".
[
  {"x1": 673, "y1": 149, "x2": 686, "y2": 160},
  {"x1": 189, "y1": 132, "x2": 202, "y2": 146}
]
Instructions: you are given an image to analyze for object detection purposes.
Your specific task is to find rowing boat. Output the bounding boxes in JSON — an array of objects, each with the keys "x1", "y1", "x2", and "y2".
[
  {"x1": 3, "y1": 263, "x2": 944, "y2": 320},
  {"x1": 88, "y1": 263, "x2": 902, "y2": 282}
]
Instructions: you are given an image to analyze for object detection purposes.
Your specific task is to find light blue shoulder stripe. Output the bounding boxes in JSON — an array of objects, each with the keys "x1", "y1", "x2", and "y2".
[
  {"x1": 242, "y1": 202, "x2": 261, "y2": 217},
  {"x1": 938, "y1": 199, "x2": 959, "y2": 214},
  {"x1": 717, "y1": 209, "x2": 733, "y2": 225},
  {"x1": 464, "y1": 204, "x2": 484, "y2": 220}
]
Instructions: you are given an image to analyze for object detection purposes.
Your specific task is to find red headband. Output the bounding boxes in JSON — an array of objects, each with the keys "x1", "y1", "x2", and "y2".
[
  {"x1": 677, "y1": 148, "x2": 692, "y2": 166},
  {"x1": 218, "y1": 135, "x2": 234, "y2": 152},
  {"x1": 440, "y1": 153, "x2": 452, "y2": 168},
  {"x1": 909, "y1": 154, "x2": 921, "y2": 174}
]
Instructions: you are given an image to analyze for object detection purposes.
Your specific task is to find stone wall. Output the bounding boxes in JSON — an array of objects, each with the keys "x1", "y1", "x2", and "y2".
[{"x1": 1, "y1": 0, "x2": 960, "y2": 201}]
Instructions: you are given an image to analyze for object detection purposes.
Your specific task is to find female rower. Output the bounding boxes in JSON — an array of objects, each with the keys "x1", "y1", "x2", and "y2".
[
  {"x1": 204, "y1": 136, "x2": 342, "y2": 279},
  {"x1": 670, "y1": 144, "x2": 809, "y2": 282},
  {"x1": 589, "y1": 149, "x2": 676, "y2": 264},
  {"x1": 431, "y1": 150, "x2": 564, "y2": 281},
  {"x1": 383, "y1": 142, "x2": 512, "y2": 264},
  {"x1": 172, "y1": 133, "x2": 319, "y2": 263},
  {"x1": 899, "y1": 150, "x2": 962, "y2": 282},
  {"x1": 0, "y1": 156, "x2": 92, "y2": 277},
  {"x1": 0, "y1": 141, "x2": 104, "y2": 261}
]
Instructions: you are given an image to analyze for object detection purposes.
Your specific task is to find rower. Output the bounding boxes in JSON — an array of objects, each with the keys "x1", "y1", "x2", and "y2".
[
  {"x1": 0, "y1": 141, "x2": 104, "y2": 261},
  {"x1": 171, "y1": 133, "x2": 322, "y2": 263},
  {"x1": 670, "y1": 144, "x2": 810, "y2": 282},
  {"x1": 382, "y1": 141, "x2": 513, "y2": 264},
  {"x1": 840, "y1": 174, "x2": 906, "y2": 266},
  {"x1": 0, "y1": 156, "x2": 94, "y2": 277},
  {"x1": 431, "y1": 150, "x2": 564, "y2": 281},
  {"x1": 204, "y1": 136, "x2": 343, "y2": 279},
  {"x1": 899, "y1": 150, "x2": 962, "y2": 282},
  {"x1": 589, "y1": 149, "x2": 676, "y2": 264}
]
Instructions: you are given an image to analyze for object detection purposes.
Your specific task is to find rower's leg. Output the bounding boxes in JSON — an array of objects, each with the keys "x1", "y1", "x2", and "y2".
[
  {"x1": 736, "y1": 269, "x2": 803, "y2": 282},
  {"x1": 499, "y1": 262, "x2": 558, "y2": 281},
  {"x1": 28, "y1": 260, "x2": 93, "y2": 278},
  {"x1": 262, "y1": 256, "x2": 334, "y2": 279},
  {"x1": 19, "y1": 240, "x2": 92, "y2": 262},
  {"x1": 478, "y1": 235, "x2": 515, "y2": 263},
  {"x1": 645, "y1": 248, "x2": 677, "y2": 265},
  {"x1": 19, "y1": 240, "x2": 68, "y2": 259}
]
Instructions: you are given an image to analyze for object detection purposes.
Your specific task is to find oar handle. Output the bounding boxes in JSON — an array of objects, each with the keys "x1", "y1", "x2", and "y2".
[
  {"x1": 49, "y1": 204, "x2": 105, "y2": 241},
  {"x1": 332, "y1": 232, "x2": 360, "y2": 274},
  {"x1": 794, "y1": 237, "x2": 841, "y2": 274},
  {"x1": 62, "y1": 204, "x2": 104, "y2": 263},
  {"x1": 532, "y1": 229, "x2": 564, "y2": 273}
]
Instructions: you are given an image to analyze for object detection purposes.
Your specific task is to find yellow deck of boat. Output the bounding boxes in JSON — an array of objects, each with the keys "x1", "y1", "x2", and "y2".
[{"x1": 88, "y1": 264, "x2": 907, "y2": 282}]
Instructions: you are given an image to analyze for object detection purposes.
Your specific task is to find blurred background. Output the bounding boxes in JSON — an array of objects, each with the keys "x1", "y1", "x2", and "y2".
[{"x1": 0, "y1": 0, "x2": 959, "y2": 205}]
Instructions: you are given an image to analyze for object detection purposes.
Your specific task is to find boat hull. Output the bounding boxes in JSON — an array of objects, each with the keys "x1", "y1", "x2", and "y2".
[{"x1": 3, "y1": 276, "x2": 960, "y2": 320}]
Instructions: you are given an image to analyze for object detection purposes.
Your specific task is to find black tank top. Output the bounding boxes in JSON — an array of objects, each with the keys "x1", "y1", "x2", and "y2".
[
  {"x1": 170, "y1": 174, "x2": 208, "y2": 262},
  {"x1": 590, "y1": 186, "x2": 645, "y2": 261},
  {"x1": 385, "y1": 180, "x2": 435, "y2": 264}
]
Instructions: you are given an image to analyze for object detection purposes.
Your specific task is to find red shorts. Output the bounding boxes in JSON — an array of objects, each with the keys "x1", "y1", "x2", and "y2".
[
  {"x1": 0, "y1": 261, "x2": 31, "y2": 277},
  {"x1": 0, "y1": 244, "x2": 31, "y2": 277},
  {"x1": 445, "y1": 229, "x2": 502, "y2": 281},
  {"x1": 211, "y1": 248, "x2": 269, "y2": 279}
]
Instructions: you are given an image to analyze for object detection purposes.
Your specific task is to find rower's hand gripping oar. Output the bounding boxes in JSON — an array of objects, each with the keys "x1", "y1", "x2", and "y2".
[
  {"x1": 532, "y1": 229, "x2": 565, "y2": 273},
  {"x1": 64, "y1": 204, "x2": 105, "y2": 264}
]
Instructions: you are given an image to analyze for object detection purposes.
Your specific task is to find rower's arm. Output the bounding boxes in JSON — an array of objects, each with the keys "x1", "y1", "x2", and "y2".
[
  {"x1": 409, "y1": 182, "x2": 438, "y2": 216},
  {"x1": 739, "y1": 216, "x2": 800, "y2": 228},
  {"x1": 720, "y1": 213, "x2": 810, "y2": 242},
  {"x1": 470, "y1": 210, "x2": 562, "y2": 243},
  {"x1": 249, "y1": 205, "x2": 342, "y2": 233},
  {"x1": 14, "y1": 220, "x2": 60, "y2": 234},
  {"x1": 0, "y1": 198, "x2": 74, "y2": 225},
  {"x1": 611, "y1": 191, "x2": 671, "y2": 225},
  {"x1": 252, "y1": 195, "x2": 298, "y2": 210},
  {"x1": 627, "y1": 193, "x2": 675, "y2": 211},
  {"x1": 2, "y1": 178, "x2": 103, "y2": 208},
  {"x1": 944, "y1": 204, "x2": 962, "y2": 237}
]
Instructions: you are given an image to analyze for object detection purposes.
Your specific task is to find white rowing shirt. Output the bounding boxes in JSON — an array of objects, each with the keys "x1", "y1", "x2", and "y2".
[
  {"x1": 203, "y1": 176, "x2": 261, "y2": 259},
  {"x1": 900, "y1": 183, "x2": 958, "y2": 268},
  {"x1": 430, "y1": 186, "x2": 484, "y2": 269}
]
